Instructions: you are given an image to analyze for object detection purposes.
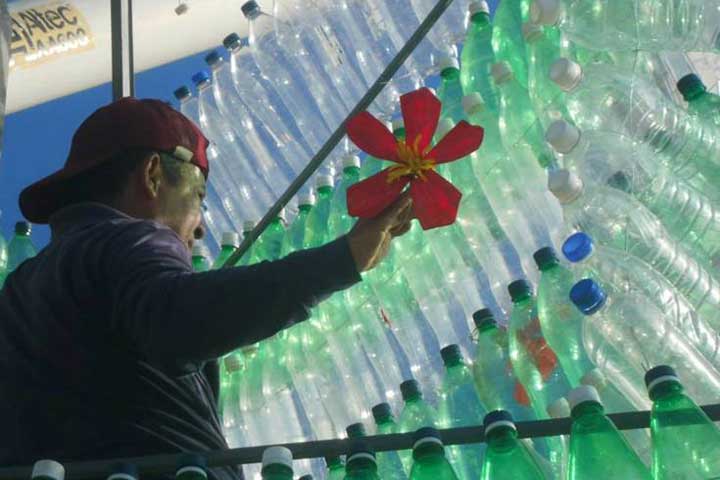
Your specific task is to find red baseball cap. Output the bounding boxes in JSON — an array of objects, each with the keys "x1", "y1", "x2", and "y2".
[{"x1": 19, "y1": 97, "x2": 210, "y2": 223}]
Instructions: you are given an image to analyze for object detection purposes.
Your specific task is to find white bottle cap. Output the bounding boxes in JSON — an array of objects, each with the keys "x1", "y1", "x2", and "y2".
[
  {"x1": 243, "y1": 220, "x2": 256, "y2": 232},
  {"x1": 462, "y1": 93, "x2": 485, "y2": 115},
  {"x1": 298, "y1": 191, "x2": 316, "y2": 206},
  {"x1": 32, "y1": 460, "x2": 65, "y2": 480},
  {"x1": 568, "y1": 385, "x2": 602, "y2": 410},
  {"x1": 342, "y1": 153, "x2": 361, "y2": 169},
  {"x1": 276, "y1": 207, "x2": 287, "y2": 222},
  {"x1": 522, "y1": 21, "x2": 544, "y2": 42},
  {"x1": 548, "y1": 168, "x2": 584, "y2": 204},
  {"x1": 191, "y1": 243, "x2": 206, "y2": 257},
  {"x1": 491, "y1": 61, "x2": 514, "y2": 85},
  {"x1": 580, "y1": 368, "x2": 608, "y2": 391},
  {"x1": 221, "y1": 232, "x2": 240, "y2": 248},
  {"x1": 392, "y1": 118, "x2": 404, "y2": 132},
  {"x1": 469, "y1": 0, "x2": 490, "y2": 16},
  {"x1": 426, "y1": 87, "x2": 437, "y2": 97},
  {"x1": 315, "y1": 174, "x2": 334, "y2": 189},
  {"x1": 384, "y1": 120, "x2": 394, "y2": 131},
  {"x1": 530, "y1": 0, "x2": 562, "y2": 25},
  {"x1": 436, "y1": 54, "x2": 460, "y2": 73},
  {"x1": 545, "y1": 120, "x2": 581, "y2": 154},
  {"x1": 436, "y1": 118, "x2": 455, "y2": 138},
  {"x1": 547, "y1": 397, "x2": 571, "y2": 418},
  {"x1": 550, "y1": 58, "x2": 584, "y2": 92},
  {"x1": 262, "y1": 446, "x2": 293, "y2": 469}
]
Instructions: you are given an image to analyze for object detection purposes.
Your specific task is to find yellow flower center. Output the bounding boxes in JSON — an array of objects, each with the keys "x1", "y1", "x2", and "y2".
[{"x1": 387, "y1": 134, "x2": 436, "y2": 183}]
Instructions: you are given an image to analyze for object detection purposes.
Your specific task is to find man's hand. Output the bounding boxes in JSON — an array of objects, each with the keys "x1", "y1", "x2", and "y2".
[{"x1": 346, "y1": 192, "x2": 414, "y2": 272}]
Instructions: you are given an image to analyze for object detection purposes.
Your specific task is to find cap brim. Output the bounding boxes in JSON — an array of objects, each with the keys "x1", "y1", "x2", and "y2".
[{"x1": 19, "y1": 163, "x2": 88, "y2": 224}]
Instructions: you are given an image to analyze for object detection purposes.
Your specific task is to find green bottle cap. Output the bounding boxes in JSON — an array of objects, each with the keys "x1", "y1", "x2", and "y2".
[
  {"x1": 508, "y1": 279, "x2": 532, "y2": 302},
  {"x1": 372, "y1": 402, "x2": 393, "y2": 422},
  {"x1": 346, "y1": 422, "x2": 367, "y2": 438},
  {"x1": 677, "y1": 73, "x2": 706, "y2": 101},
  {"x1": 440, "y1": 344, "x2": 463, "y2": 366},
  {"x1": 15, "y1": 221, "x2": 31, "y2": 236},
  {"x1": 472, "y1": 308, "x2": 496, "y2": 329},
  {"x1": 533, "y1": 247, "x2": 559, "y2": 271},
  {"x1": 400, "y1": 379, "x2": 422, "y2": 400}
]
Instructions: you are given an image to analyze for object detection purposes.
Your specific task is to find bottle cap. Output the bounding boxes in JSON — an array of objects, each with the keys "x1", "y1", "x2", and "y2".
[
  {"x1": 462, "y1": 93, "x2": 485, "y2": 116},
  {"x1": 191, "y1": 243, "x2": 207, "y2": 257},
  {"x1": 15, "y1": 221, "x2": 31, "y2": 236},
  {"x1": 298, "y1": 191, "x2": 316, "y2": 207},
  {"x1": 191, "y1": 70, "x2": 211, "y2": 87},
  {"x1": 223, "y1": 353, "x2": 243, "y2": 372},
  {"x1": 372, "y1": 402, "x2": 393, "y2": 422},
  {"x1": 176, "y1": 454, "x2": 208, "y2": 479},
  {"x1": 412, "y1": 427, "x2": 444, "y2": 449},
  {"x1": 472, "y1": 308, "x2": 496, "y2": 329},
  {"x1": 580, "y1": 368, "x2": 608, "y2": 391},
  {"x1": 223, "y1": 33, "x2": 244, "y2": 50},
  {"x1": 533, "y1": 246, "x2": 559, "y2": 270},
  {"x1": 107, "y1": 463, "x2": 139, "y2": 480},
  {"x1": 547, "y1": 397, "x2": 571, "y2": 418},
  {"x1": 173, "y1": 86, "x2": 191, "y2": 100},
  {"x1": 241, "y1": 0, "x2": 261, "y2": 18},
  {"x1": 645, "y1": 365, "x2": 679, "y2": 392},
  {"x1": 562, "y1": 232, "x2": 594, "y2": 263},
  {"x1": 548, "y1": 168, "x2": 584, "y2": 204},
  {"x1": 469, "y1": 1, "x2": 490, "y2": 16},
  {"x1": 342, "y1": 154, "x2": 361, "y2": 169},
  {"x1": 324, "y1": 456, "x2": 342, "y2": 468},
  {"x1": 437, "y1": 55, "x2": 460, "y2": 74},
  {"x1": 550, "y1": 58, "x2": 583, "y2": 92},
  {"x1": 262, "y1": 446, "x2": 293, "y2": 469},
  {"x1": 545, "y1": 120, "x2": 581, "y2": 154},
  {"x1": 400, "y1": 379, "x2": 422, "y2": 400},
  {"x1": 530, "y1": 0, "x2": 562, "y2": 25},
  {"x1": 677, "y1": 73, "x2": 706, "y2": 100},
  {"x1": 483, "y1": 410, "x2": 516, "y2": 434},
  {"x1": 175, "y1": 3, "x2": 189, "y2": 15},
  {"x1": 204, "y1": 50, "x2": 222, "y2": 67},
  {"x1": 440, "y1": 344, "x2": 463, "y2": 365},
  {"x1": 522, "y1": 21, "x2": 544, "y2": 42},
  {"x1": 243, "y1": 220, "x2": 256, "y2": 232},
  {"x1": 298, "y1": 475, "x2": 313, "y2": 480},
  {"x1": 315, "y1": 174, "x2": 334, "y2": 189},
  {"x1": 347, "y1": 441, "x2": 376, "y2": 463},
  {"x1": 568, "y1": 385, "x2": 602, "y2": 410},
  {"x1": 508, "y1": 279, "x2": 532, "y2": 302},
  {"x1": 491, "y1": 61, "x2": 514, "y2": 85},
  {"x1": 569, "y1": 279, "x2": 607, "y2": 315},
  {"x1": 346, "y1": 422, "x2": 367, "y2": 438},
  {"x1": 31, "y1": 460, "x2": 65, "y2": 480},
  {"x1": 221, "y1": 232, "x2": 240, "y2": 247},
  {"x1": 391, "y1": 118, "x2": 404, "y2": 132},
  {"x1": 436, "y1": 118, "x2": 455, "y2": 138}
]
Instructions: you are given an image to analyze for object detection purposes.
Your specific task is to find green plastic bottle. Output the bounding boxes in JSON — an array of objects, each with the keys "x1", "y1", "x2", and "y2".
[
  {"x1": 261, "y1": 446, "x2": 294, "y2": 480},
  {"x1": 344, "y1": 444, "x2": 381, "y2": 480},
  {"x1": 491, "y1": 0, "x2": 530, "y2": 89},
  {"x1": 480, "y1": 410, "x2": 550, "y2": 480},
  {"x1": 326, "y1": 456, "x2": 346, "y2": 480},
  {"x1": 248, "y1": 211, "x2": 287, "y2": 263},
  {"x1": 176, "y1": 454, "x2": 209, "y2": 480},
  {"x1": 191, "y1": 244, "x2": 211, "y2": 272},
  {"x1": 677, "y1": 73, "x2": 720, "y2": 128},
  {"x1": 566, "y1": 385, "x2": 651, "y2": 479},
  {"x1": 7, "y1": 221, "x2": 37, "y2": 273},
  {"x1": 281, "y1": 191, "x2": 316, "y2": 256},
  {"x1": 31, "y1": 459, "x2": 65, "y2": 480},
  {"x1": 437, "y1": 56, "x2": 465, "y2": 123},
  {"x1": 399, "y1": 380, "x2": 438, "y2": 471},
  {"x1": 646, "y1": 365, "x2": 720, "y2": 480},
  {"x1": 409, "y1": 427, "x2": 460, "y2": 480},
  {"x1": 350, "y1": 413, "x2": 408, "y2": 480},
  {"x1": 460, "y1": 1, "x2": 498, "y2": 111},
  {"x1": 235, "y1": 221, "x2": 256, "y2": 267},
  {"x1": 212, "y1": 232, "x2": 240, "y2": 269},
  {"x1": 0, "y1": 227, "x2": 8, "y2": 288},
  {"x1": 303, "y1": 175, "x2": 335, "y2": 249},
  {"x1": 438, "y1": 344, "x2": 487, "y2": 480},
  {"x1": 107, "y1": 463, "x2": 138, "y2": 480}
]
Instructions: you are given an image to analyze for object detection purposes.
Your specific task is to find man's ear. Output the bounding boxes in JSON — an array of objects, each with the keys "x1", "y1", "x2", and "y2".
[{"x1": 142, "y1": 152, "x2": 163, "y2": 198}]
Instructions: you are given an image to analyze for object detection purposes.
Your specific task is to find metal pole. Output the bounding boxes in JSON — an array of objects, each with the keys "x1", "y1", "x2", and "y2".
[
  {"x1": 1, "y1": 405, "x2": 719, "y2": 479},
  {"x1": 111, "y1": 0, "x2": 134, "y2": 99},
  {"x1": 223, "y1": 0, "x2": 455, "y2": 267}
]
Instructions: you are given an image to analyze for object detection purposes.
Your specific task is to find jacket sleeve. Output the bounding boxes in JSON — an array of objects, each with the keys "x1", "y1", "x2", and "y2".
[{"x1": 107, "y1": 222, "x2": 361, "y2": 365}]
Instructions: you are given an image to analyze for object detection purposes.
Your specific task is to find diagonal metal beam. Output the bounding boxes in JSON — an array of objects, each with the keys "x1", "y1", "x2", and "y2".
[{"x1": 111, "y1": 0, "x2": 135, "y2": 99}]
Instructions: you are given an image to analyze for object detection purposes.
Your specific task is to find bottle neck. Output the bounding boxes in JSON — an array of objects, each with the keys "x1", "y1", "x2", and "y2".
[
  {"x1": 317, "y1": 186, "x2": 334, "y2": 198},
  {"x1": 404, "y1": 393, "x2": 422, "y2": 404},
  {"x1": 299, "y1": 204, "x2": 313, "y2": 213},
  {"x1": 649, "y1": 379, "x2": 684, "y2": 402},
  {"x1": 511, "y1": 294, "x2": 532, "y2": 306},
  {"x1": 441, "y1": 67, "x2": 460, "y2": 81},
  {"x1": 412, "y1": 442, "x2": 445, "y2": 462},
  {"x1": 684, "y1": 85, "x2": 707, "y2": 102},
  {"x1": 486, "y1": 425, "x2": 518, "y2": 445},
  {"x1": 374, "y1": 414, "x2": 393, "y2": 426},
  {"x1": 538, "y1": 260, "x2": 560, "y2": 273},
  {"x1": 443, "y1": 357, "x2": 464, "y2": 369},
  {"x1": 570, "y1": 401, "x2": 604, "y2": 420},
  {"x1": 346, "y1": 458, "x2": 377, "y2": 474},
  {"x1": 471, "y1": 12, "x2": 490, "y2": 26},
  {"x1": 342, "y1": 167, "x2": 361, "y2": 184},
  {"x1": 261, "y1": 464, "x2": 293, "y2": 480}
]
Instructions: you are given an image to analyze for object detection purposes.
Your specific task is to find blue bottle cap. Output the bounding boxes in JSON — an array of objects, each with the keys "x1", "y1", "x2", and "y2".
[
  {"x1": 483, "y1": 410, "x2": 516, "y2": 434},
  {"x1": 223, "y1": 33, "x2": 242, "y2": 49},
  {"x1": 191, "y1": 71, "x2": 211, "y2": 86},
  {"x1": 204, "y1": 50, "x2": 222, "y2": 66},
  {"x1": 508, "y1": 279, "x2": 532, "y2": 302},
  {"x1": 562, "y1": 232, "x2": 594, "y2": 263},
  {"x1": 569, "y1": 279, "x2": 607, "y2": 315},
  {"x1": 173, "y1": 86, "x2": 191, "y2": 100}
]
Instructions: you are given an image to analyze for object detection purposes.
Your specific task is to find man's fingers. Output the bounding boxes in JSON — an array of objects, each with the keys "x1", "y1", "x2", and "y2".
[
  {"x1": 375, "y1": 192, "x2": 413, "y2": 229},
  {"x1": 390, "y1": 219, "x2": 412, "y2": 237}
]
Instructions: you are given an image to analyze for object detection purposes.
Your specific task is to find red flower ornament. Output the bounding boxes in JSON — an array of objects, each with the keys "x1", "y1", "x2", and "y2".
[{"x1": 346, "y1": 88, "x2": 484, "y2": 229}]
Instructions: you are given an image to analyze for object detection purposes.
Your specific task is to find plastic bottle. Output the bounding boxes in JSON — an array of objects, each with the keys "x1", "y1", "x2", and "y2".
[
  {"x1": 549, "y1": 169, "x2": 720, "y2": 314},
  {"x1": 212, "y1": 232, "x2": 240, "y2": 270},
  {"x1": 678, "y1": 73, "x2": 720, "y2": 128},
  {"x1": 344, "y1": 444, "x2": 380, "y2": 480},
  {"x1": 191, "y1": 244, "x2": 211, "y2": 273},
  {"x1": 530, "y1": 0, "x2": 720, "y2": 53},
  {"x1": 437, "y1": 344, "x2": 487, "y2": 480},
  {"x1": 408, "y1": 0, "x2": 468, "y2": 47},
  {"x1": 645, "y1": 365, "x2": 720, "y2": 480},
  {"x1": 437, "y1": 56, "x2": 465, "y2": 123},
  {"x1": 0, "y1": 226, "x2": 8, "y2": 287},
  {"x1": 31, "y1": 460, "x2": 65, "y2": 480},
  {"x1": 218, "y1": 351, "x2": 245, "y2": 447},
  {"x1": 569, "y1": 279, "x2": 720, "y2": 405},
  {"x1": 460, "y1": 1, "x2": 498, "y2": 111},
  {"x1": 398, "y1": 380, "x2": 438, "y2": 471},
  {"x1": 562, "y1": 231, "x2": 720, "y2": 357},
  {"x1": 107, "y1": 464, "x2": 139, "y2": 480},
  {"x1": 176, "y1": 454, "x2": 208, "y2": 480},
  {"x1": 248, "y1": 211, "x2": 287, "y2": 263},
  {"x1": 261, "y1": 447, "x2": 293, "y2": 480},
  {"x1": 408, "y1": 427, "x2": 460, "y2": 480},
  {"x1": 7, "y1": 221, "x2": 36, "y2": 273},
  {"x1": 566, "y1": 386, "x2": 651, "y2": 479},
  {"x1": 326, "y1": 457, "x2": 345, "y2": 480},
  {"x1": 480, "y1": 410, "x2": 550, "y2": 480},
  {"x1": 281, "y1": 191, "x2": 315, "y2": 257},
  {"x1": 349, "y1": 412, "x2": 407, "y2": 480},
  {"x1": 491, "y1": 0, "x2": 530, "y2": 89}
]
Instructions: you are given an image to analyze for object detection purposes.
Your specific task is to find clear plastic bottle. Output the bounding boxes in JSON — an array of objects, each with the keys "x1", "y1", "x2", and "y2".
[
  {"x1": 218, "y1": 351, "x2": 246, "y2": 447},
  {"x1": 460, "y1": 1, "x2": 498, "y2": 112},
  {"x1": 408, "y1": 0, "x2": 468, "y2": 47},
  {"x1": 570, "y1": 278, "x2": 720, "y2": 405},
  {"x1": 530, "y1": 0, "x2": 720, "y2": 53},
  {"x1": 491, "y1": 0, "x2": 530, "y2": 90},
  {"x1": 7, "y1": 221, "x2": 36, "y2": 273}
]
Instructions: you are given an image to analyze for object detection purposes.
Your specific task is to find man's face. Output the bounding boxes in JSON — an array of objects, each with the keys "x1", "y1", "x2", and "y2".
[{"x1": 155, "y1": 163, "x2": 207, "y2": 251}]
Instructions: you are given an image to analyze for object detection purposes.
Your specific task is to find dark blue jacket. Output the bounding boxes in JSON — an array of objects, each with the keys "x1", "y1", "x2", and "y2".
[{"x1": 0, "y1": 203, "x2": 361, "y2": 479}]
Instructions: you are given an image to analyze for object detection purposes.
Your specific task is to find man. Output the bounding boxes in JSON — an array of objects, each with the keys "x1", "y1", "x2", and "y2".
[{"x1": 0, "y1": 98, "x2": 413, "y2": 478}]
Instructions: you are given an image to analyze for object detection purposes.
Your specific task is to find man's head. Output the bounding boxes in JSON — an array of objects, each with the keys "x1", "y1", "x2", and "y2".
[{"x1": 19, "y1": 97, "x2": 210, "y2": 250}]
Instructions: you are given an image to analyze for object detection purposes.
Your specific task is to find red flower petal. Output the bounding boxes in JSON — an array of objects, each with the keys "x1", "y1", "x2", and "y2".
[
  {"x1": 427, "y1": 121, "x2": 485, "y2": 164},
  {"x1": 410, "y1": 170, "x2": 462, "y2": 230},
  {"x1": 346, "y1": 112, "x2": 400, "y2": 163},
  {"x1": 347, "y1": 168, "x2": 410, "y2": 218},
  {"x1": 400, "y1": 88, "x2": 441, "y2": 156}
]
